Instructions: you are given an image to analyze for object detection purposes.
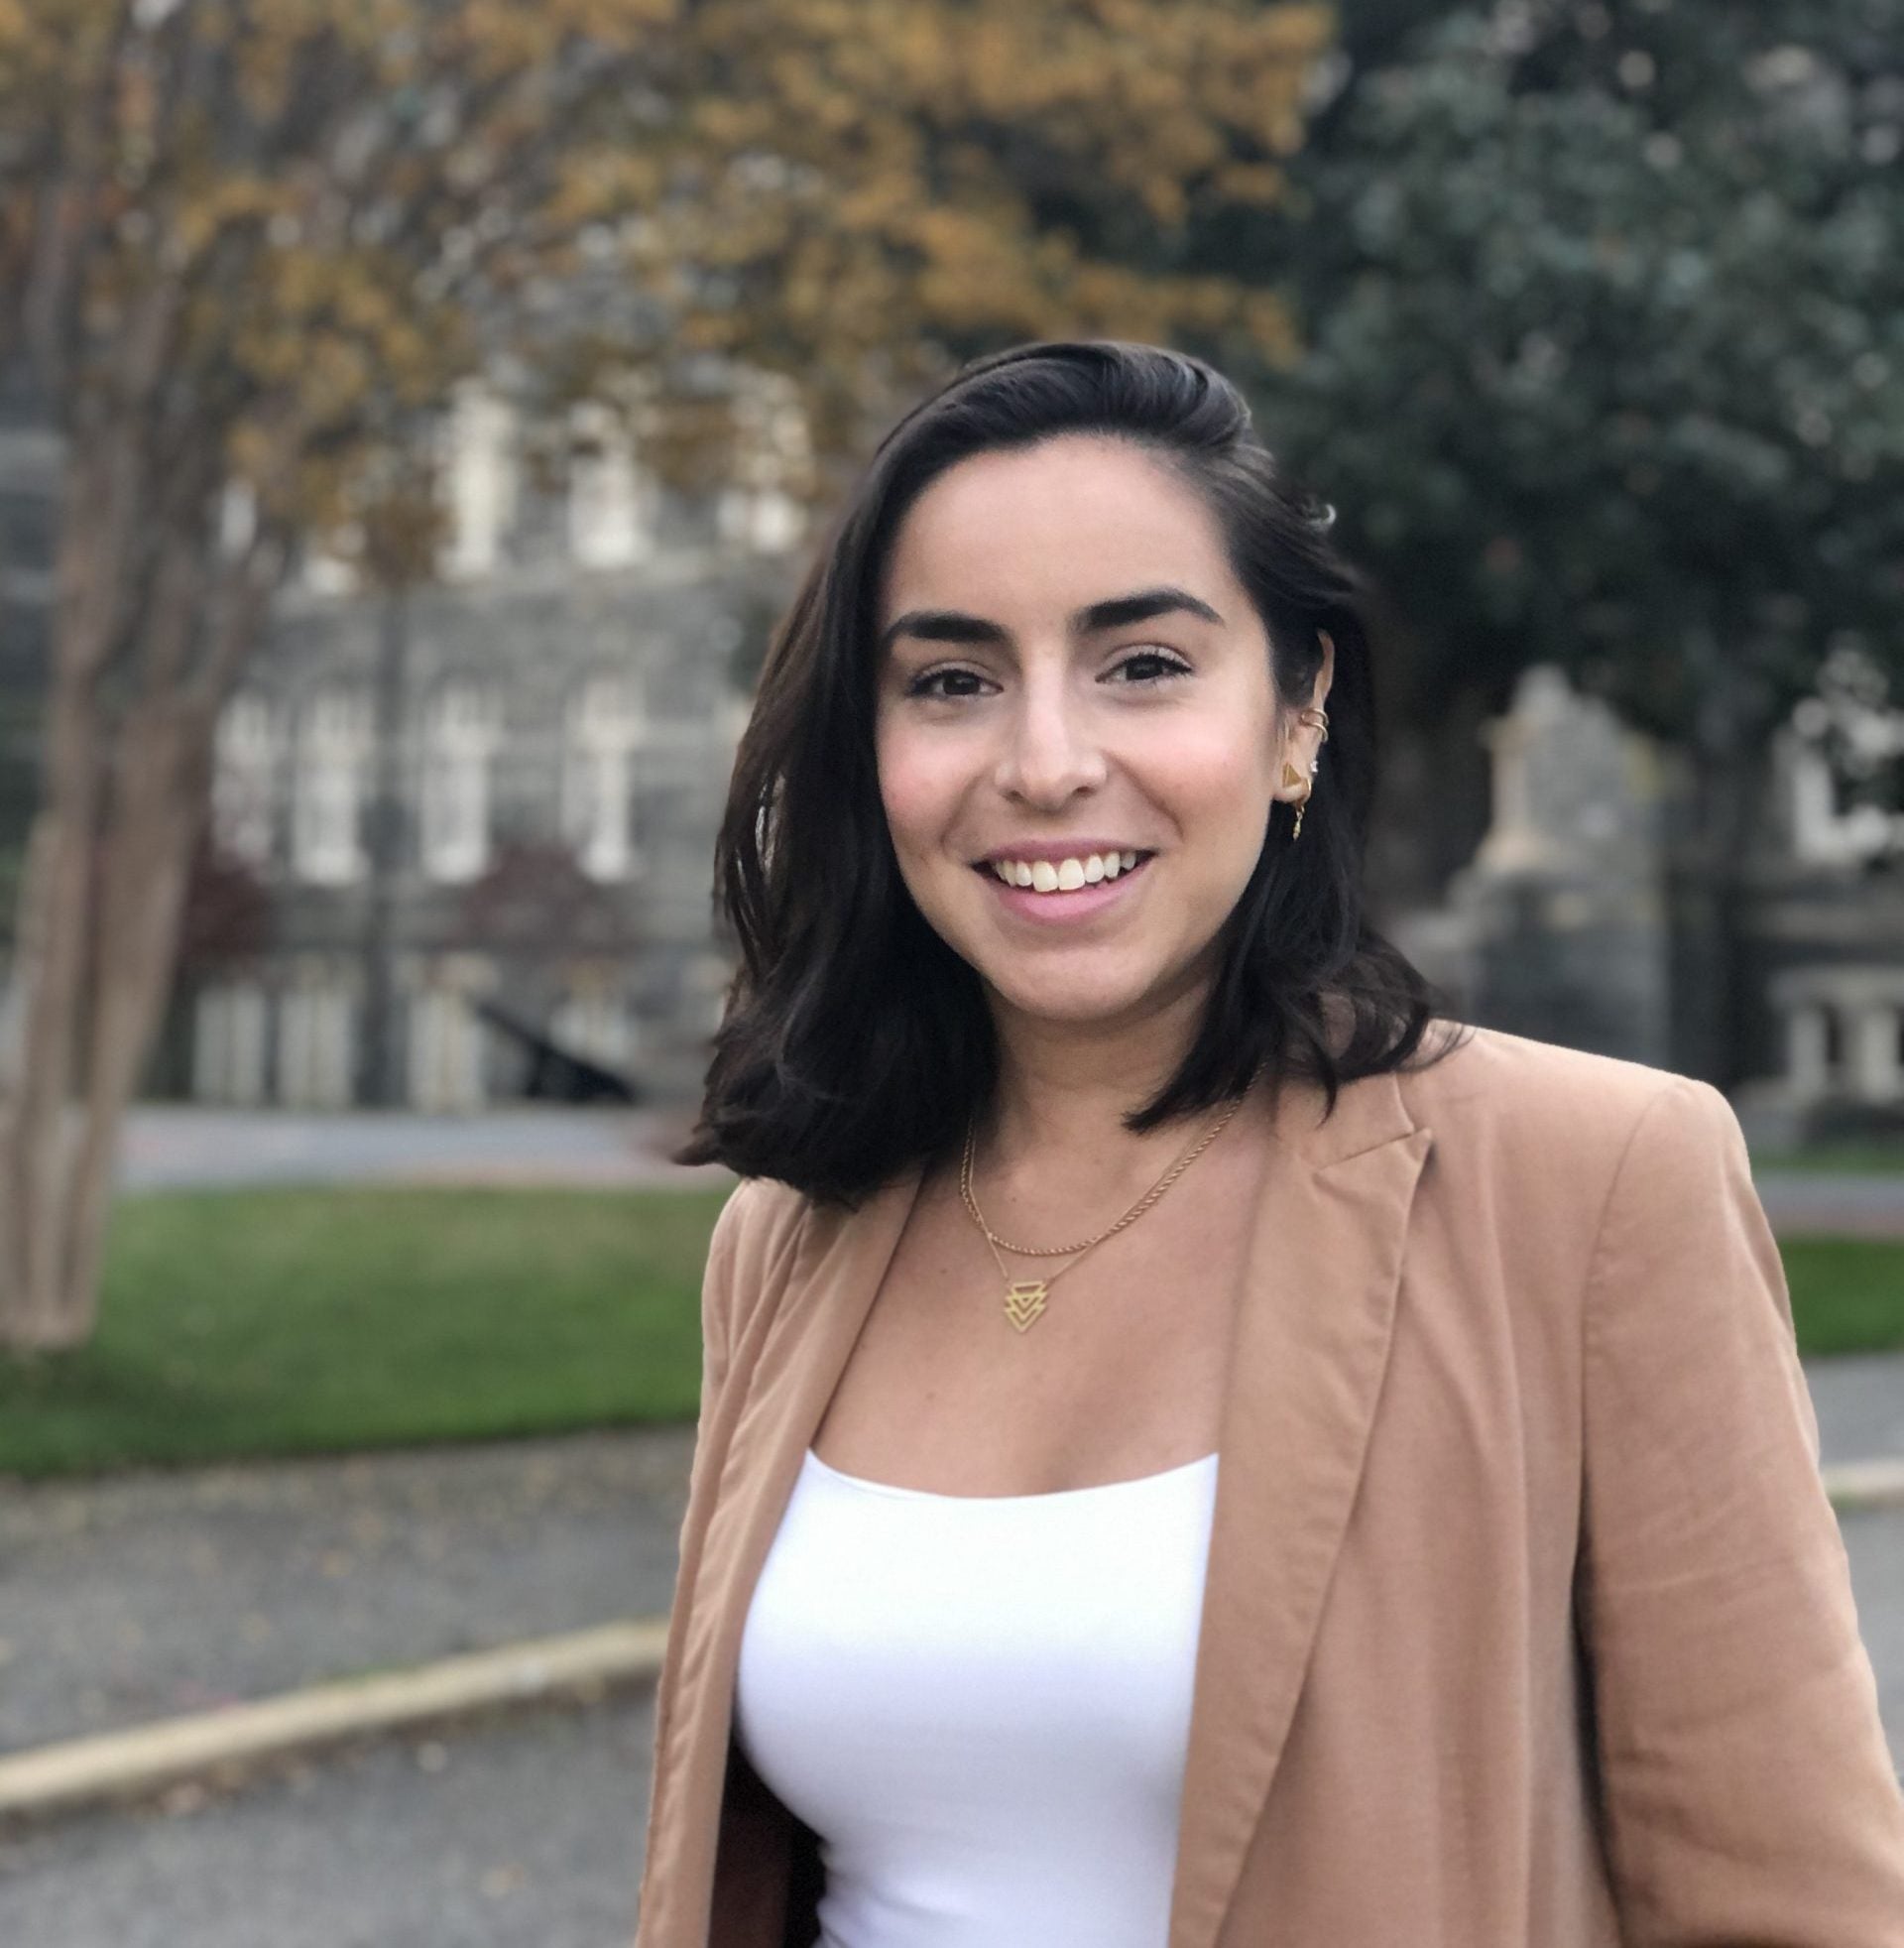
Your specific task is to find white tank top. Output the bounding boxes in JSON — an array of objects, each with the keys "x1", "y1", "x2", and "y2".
[{"x1": 733, "y1": 1445, "x2": 1220, "y2": 1948}]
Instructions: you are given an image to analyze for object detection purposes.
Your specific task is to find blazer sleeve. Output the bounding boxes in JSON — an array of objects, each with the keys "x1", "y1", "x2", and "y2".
[{"x1": 1578, "y1": 1075, "x2": 1904, "y2": 1944}]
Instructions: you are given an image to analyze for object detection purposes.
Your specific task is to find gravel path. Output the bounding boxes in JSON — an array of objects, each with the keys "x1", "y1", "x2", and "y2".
[
  {"x1": 1806, "y1": 1353, "x2": 1904, "y2": 1470},
  {"x1": 1755, "y1": 1171, "x2": 1904, "y2": 1241},
  {"x1": 0, "y1": 1696, "x2": 656, "y2": 1948},
  {"x1": 1844, "y1": 1504, "x2": 1904, "y2": 1759},
  {"x1": 114, "y1": 1107, "x2": 728, "y2": 1193},
  {"x1": 0, "y1": 1428, "x2": 694, "y2": 1756}
]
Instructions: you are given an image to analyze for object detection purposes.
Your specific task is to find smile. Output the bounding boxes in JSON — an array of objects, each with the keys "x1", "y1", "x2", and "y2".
[
  {"x1": 971, "y1": 850, "x2": 1155, "y2": 920},
  {"x1": 983, "y1": 849, "x2": 1146, "y2": 892}
]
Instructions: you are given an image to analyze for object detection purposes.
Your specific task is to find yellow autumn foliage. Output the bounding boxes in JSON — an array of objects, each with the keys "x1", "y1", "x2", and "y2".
[{"x1": 1, "y1": 0, "x2": 1329, "y2": 539}]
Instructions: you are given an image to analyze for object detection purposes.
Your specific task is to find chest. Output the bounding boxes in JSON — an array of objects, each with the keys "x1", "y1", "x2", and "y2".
[
  {"x1": 809, "y1": 1156, "x2": 1261, "y2": 1495},
  {"x1": 731, "y1": 1447, "x2": 1223, "y2": 1946}
]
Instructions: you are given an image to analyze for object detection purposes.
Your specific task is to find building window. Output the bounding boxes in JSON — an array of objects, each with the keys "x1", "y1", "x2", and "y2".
[
  {"x1": 191, "y1": 983, "x2": 269, "y2": 1104},
  {"x1": 406, "y1": 958, "x2": 491, "y2": 1111},
  {"x1": 1858, "y1": 1003, "x2": 1903, "y2": 1101},
  {"x1": 278, "y1": 969, "x2": 355, "y2": 1108},
  {"x1": 716, "y1": 371, "x2": 811, "y2": 554},
  {"x1": 568, "y1": 402, "x2": 655, "y2": 570},
  {"x1": 292, "y1": 690, "x2": 371, "y2": 885},
  {"x1": 211, "y1": 694, "x2": 278, "y2": 868},
  {"x1": 420, "y1": 684, "x2": 501, "y2": 884},
  {"x1": 561, "y1": 674, "x2": 644, "y2": 882},
  {"x1": 439, "y1": 382, "x2": 518, "y2": 580}
]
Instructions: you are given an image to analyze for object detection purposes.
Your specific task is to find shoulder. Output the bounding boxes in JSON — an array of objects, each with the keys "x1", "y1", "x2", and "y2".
[
  {"x1": 1392, "y1": 1020, "x2": 1746, "y2": 1229},
  {"x1": 1399, "y1": 1018, "x2": 1731, "y2": 1147},
  {"x1": 706, "y1": 1173, "x2": 811, "y2": 1286},
  {"x1": 700, "y1": 1174, "x2": 813, "y2": 1347}
]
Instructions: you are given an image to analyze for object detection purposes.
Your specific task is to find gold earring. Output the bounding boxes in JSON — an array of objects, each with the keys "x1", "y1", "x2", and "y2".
[{"x1": 1292, "y1": 775, "x2": 1314, "y2": 841}]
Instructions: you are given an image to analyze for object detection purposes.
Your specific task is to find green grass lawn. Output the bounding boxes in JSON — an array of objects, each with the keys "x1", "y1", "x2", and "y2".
[
  {"x1": 0, "y1": 1182, "x2": 1899, "y2": 1479},
  {"x1": 1779, "y1": 1237, "x2": 1904, "y2": 1358},
  {"x1": 0, "y1": 1184, "x2": 733, "y2": 1480},
  {"x1": 1750, "y1": 1144, "x2": 1904, "y2": 1175}
]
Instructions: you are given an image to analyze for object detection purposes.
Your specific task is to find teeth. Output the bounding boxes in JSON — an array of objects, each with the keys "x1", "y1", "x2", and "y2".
[{"x1": 989, "y1": 851, "x2": 1146, "y2": 892}]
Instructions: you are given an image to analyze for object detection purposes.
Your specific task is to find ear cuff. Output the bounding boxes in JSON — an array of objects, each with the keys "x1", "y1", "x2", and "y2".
[{"x1": 1284, "y1": 705, "x2": 1330, "y2": 841}]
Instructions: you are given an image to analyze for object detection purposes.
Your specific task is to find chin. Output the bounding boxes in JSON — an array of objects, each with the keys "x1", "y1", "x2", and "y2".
[{"x1": 982, "y1": 964, "x2": 1179, "y2": 1033}]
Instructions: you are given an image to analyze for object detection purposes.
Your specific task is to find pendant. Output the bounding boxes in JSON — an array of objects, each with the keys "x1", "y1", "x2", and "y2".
[{"x1": 1004, "y1": 1280, "x2": 1049, "y2": 1333}]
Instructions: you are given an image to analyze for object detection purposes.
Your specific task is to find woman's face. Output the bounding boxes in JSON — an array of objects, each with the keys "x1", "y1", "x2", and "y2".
[{"x1": 873, "y1": 433, "x2": 1330, "y2": 1041}]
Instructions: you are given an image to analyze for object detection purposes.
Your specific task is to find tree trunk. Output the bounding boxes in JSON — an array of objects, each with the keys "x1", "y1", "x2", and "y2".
[
  {"x1": 0, "y1": 447, "x2": 278, "y2": 1352},
  {"x1": 58, "y1": 695, "x2": 220, "y2": 1340},
  {"x1": 0, "y1": 430, "x2": 134, "y2": 1348}
]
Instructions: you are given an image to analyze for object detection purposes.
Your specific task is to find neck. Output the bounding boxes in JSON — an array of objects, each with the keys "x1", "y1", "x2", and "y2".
[{"x1": 979, "y1": 980, "x2": 1212, "y2": 1175}]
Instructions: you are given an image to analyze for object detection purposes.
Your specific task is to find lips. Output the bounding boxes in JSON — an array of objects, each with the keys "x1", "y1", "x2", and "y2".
[{"x1": 973, "y1": 849, "x2": 1155, "y2": 916}]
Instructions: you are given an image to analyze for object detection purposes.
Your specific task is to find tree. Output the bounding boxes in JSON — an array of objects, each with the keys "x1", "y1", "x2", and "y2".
[
  {"x1": 1254, "y1": 0, "x2": 1904, "y2": 1073},
  {"x1": 541, "y1": 0, "x2": 1336, "y2": 474},
  {"x1": 0, "y1": 0, "x2": 1331, "y2": 1348}
]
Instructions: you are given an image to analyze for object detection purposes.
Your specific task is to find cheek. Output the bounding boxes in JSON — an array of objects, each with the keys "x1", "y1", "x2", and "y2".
[
  {"x1": 875, "y1": 719, "x2": 963, "y2": 861},
  {"x1": 1142, "y1": 713, "x2": 1277, "y2": 835}
]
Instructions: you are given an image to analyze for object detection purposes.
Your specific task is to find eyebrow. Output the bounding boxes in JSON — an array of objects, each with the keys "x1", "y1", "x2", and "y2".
[{"x1": 877, "y1": 584, "x2": 1225, "y2": 659}]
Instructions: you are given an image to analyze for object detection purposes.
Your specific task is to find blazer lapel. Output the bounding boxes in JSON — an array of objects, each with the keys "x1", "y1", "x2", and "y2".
[{"x1": 1167, "y1": 1067, "x2": 1433, "y2": 1948}]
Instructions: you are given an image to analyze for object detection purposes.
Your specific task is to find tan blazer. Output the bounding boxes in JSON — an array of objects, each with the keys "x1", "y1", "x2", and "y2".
[{"x1": 634, "y1": 1023, "x2": 1904, "y2": 1947}]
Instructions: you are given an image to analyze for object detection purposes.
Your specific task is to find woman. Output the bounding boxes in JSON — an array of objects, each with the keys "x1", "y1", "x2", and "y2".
[{"x1": 636, "y1": 340, "x2": 1904, "y2": 1947}]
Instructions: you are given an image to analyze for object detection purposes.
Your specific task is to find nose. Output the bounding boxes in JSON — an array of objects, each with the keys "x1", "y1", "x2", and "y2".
[{"x1": 992, "y1": 669, "x2": 1107, "y2": 808}]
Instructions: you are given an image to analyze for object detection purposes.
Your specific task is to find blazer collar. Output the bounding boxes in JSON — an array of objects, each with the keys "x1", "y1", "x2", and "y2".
[{"x1": 680, "y1": 1061, "x2": 1431, "y2": 1948}]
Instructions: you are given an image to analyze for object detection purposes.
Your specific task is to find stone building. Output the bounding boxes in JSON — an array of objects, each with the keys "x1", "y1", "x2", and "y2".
[
  {"x1": 1405, "y1": 657, "x2": 1904, "y2": 1145},
  {"x1": 3, "y1": 371, "x2": 808, "y2": 1112}
]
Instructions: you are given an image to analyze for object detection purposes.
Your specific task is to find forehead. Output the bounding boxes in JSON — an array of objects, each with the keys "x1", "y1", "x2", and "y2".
[{"x1": 877, "y1": 434, "x2": 1238, "y2": 623}]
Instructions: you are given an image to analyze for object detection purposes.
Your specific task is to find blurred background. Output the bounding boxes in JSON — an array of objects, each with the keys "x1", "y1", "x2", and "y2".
[{"x1": 1, "y1": 2, "x2": 1900, "y2": 1942}]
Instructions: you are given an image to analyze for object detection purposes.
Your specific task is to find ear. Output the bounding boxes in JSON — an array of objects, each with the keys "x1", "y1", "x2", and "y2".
[{"x1": 1312, "y1": 628, "x2": 1337, "y2": 712}]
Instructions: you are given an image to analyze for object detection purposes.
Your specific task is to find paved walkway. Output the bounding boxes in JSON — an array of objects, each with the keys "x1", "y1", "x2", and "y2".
[
  {"x1": 1807, "y1": 1353, "x2": 1904, "y2": 1469},
  {"x1": 0, "y1": 1698, "x2": 657, "y2": 1948},
  {"x1": 0, "y1": 1428, "x2": 694, "y2": 1758},
  {"x1": 115, "y1": 1107, "x2": 730, "y2": 1194},
  {"x1": 1755, "y1": 1171, "x2": 1904, "y2": 1241}
]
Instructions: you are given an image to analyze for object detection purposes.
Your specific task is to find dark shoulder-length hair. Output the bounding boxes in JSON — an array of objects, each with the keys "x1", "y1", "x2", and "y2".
[{"x1": 676, "y1": 338, "x2": 1469, "y2": 1204}]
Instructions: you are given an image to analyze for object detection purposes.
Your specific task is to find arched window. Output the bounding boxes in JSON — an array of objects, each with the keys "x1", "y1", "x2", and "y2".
[
  {"x1": 212, "y1": 693, "x2": 278, "y2": 867},
  {"x1": 292, "y1": 690, "x2": 371, "y2": 884},
  {"x1": 420, "y1": 684, "x2": 501, "y2": 884},
  {"x1": 561, "y1": 673, "x2": 645, "y2": 882}
]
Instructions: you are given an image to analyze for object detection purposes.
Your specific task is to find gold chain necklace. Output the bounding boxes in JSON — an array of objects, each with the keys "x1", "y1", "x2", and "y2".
[{"x1": 959, "y1": 1084, "x2": 1251, "y2": 1333}]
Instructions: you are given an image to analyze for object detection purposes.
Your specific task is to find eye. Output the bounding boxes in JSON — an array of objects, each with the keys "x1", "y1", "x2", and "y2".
[
  {"x1": 904, "y1": 665, "x2": 994, "y2": 699},
  {"x1": 1107, "y1": 648, "x2": 1192, "y2": 684}
]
